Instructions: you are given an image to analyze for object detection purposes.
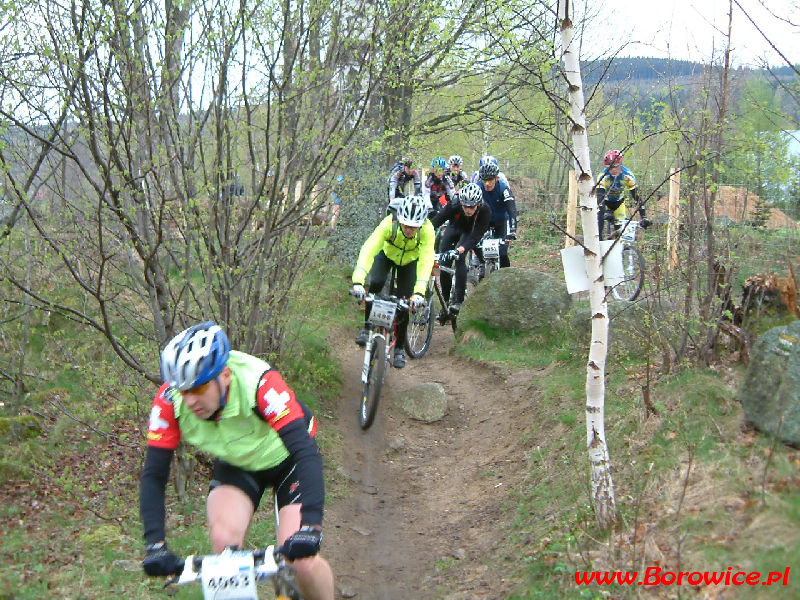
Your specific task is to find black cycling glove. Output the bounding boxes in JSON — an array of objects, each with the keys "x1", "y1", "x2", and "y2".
[
  {"x1": 142, "y1": 541, "x2": 183, "y2": 576},
  {"x1": 280, "y1": 526, "x2": 323, "y2": 560}
]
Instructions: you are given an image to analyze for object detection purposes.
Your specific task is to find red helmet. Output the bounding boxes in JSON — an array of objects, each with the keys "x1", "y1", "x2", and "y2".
[{"x1": 604, "y1": 150, "x2": 623, "y2": 166}]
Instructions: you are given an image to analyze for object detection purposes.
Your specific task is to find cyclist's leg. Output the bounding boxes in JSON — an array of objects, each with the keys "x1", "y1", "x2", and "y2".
[
  {"x1": 365, "y1": 252, "x2": 393, "y2": 323},
  {"x1": 207, "y1": 459, "x2": 261, "y2": 552},
  {"x1": 450, "y1": 233, "x2": 471, "y2": 306},
  {"x1": 492, "y1": 221, "x2": 511, "y2": 268},
  {"x1": 393, "y1": 261, "x2": 416, "y2": 348},
  {"x1": 611, "y1": 199, "x2": 627, "y2": 223},
  {"x1": 438, "y1": 226, "x2": 459, "y2": 303}
]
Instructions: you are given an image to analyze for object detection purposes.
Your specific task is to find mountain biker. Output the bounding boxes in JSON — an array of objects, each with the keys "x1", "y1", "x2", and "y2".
[
  {"x1": 351, "y1": 195, "x2": 434, "y2": 368},
  {"x1": 596, "y1": 149, "x2": 650, "y2": 235},
  {"x1": 430, "y1": 182, "x2": 491, "y2": 319},
  {"x1": 476, "y1": 162, "x2": 518, "y2": 268},
  {"x1": 470, "y1": 155, "x2": 509, "y2": 186},
  {"x1": 139, "y1": 321, "x2": 335, "y2": 600},
  {"x1": 423, "y1": 157, "x2": 456, "y2": 216},
  {"x1": 387, "y1": 156, "x2": 422, "y2": 202},
  {"x1": 447, "y1": 155, "x2": 470, "y2": 191}
]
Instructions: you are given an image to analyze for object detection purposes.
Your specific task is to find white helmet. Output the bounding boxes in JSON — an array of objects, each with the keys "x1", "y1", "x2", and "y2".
[
  {"x1": 459, "y1": 182, "x2": 483, "y2": 207},
  {"x1": 396, "y1": 195, "x2": 428, "y2": 227},
  {"x1": 160, "y1": 321, "x2": 230, "y2": 391}
]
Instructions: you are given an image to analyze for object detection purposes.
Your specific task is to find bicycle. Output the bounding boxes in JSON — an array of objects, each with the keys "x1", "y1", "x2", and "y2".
[
  {"x1": 351, "y1": 291, "x2": 410, "y2": 429},
  {"x1": 467, "y1": 233, "x2": 505, "y2": 286},
  {"x1": 601, "y1": 216, "x2": 645, "y2": 301},
  {"x1": 406, "y1": 252, "x2": 457, "y2": 354},
  {"x1": 165, "y1": 496, "x2": 302, "y2": 599}
]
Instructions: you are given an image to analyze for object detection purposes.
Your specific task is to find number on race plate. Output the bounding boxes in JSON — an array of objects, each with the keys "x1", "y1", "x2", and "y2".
[
  {"x1": 620, "y1": 221, "x2": 638, "y2": 242},
  {"x1": 201, "y1": 551, "x2": 258, "y2": 600},
  {"x1": 368, "y1": 299, "x2": 397, "y2": 328},
  {"x1": 482, "y1": 238, "x2": 500, "y2": 259}
]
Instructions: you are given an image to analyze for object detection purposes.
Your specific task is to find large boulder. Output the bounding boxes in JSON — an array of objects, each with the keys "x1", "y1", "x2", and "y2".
[
  {"x1": 738, "y1": 319, "x2": 800, "y2": 446},
  {"x1": 458, "y1": 268, "x2": 572, "y2": 335}
]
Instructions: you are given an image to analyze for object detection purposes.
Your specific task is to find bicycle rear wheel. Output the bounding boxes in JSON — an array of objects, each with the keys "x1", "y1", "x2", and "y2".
[
  {"x1": 360, "y1": 336, "x2": 386, "y2": 429},
  {"x1": 611, "y1": 244, "x2": 644, "y2": 301},
  {"x1": 405, "y1": 289, "x2": 435, "y2": 358}
]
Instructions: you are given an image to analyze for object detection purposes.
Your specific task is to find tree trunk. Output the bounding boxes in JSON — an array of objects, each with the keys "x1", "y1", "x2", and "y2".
[{"x1": 558, "y1": 0, "x2": 616, "y2": 530}]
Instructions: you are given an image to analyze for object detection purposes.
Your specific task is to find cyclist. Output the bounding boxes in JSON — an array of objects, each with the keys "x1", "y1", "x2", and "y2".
[
  {"x1": 387, "y1": 156, "x2": 422, "y2": 203},
  {"x1": 351, "y1": 195, "x2": 434, "y2": 368},
  {"x1": 476, "y1": 162, "x2": 518, "y2": 268},
  {"x1": 470, "y1": 155, "x2": 509, "y2": 186},
  {"x1": 423, "y1": 157, "x2": 456, "y2": 216},
  {"x1": 139, "y1": 321, "x2": 334, "y2": 600},
  {"x1": 430, "y1": 182, "x2": 491, "y2": 318},
  {"x1": 447, "y1": 155, "x2": 470, "y2": 191},
  {"x1": 596, "y1": 149, "x2": 650, "y2": 235}
]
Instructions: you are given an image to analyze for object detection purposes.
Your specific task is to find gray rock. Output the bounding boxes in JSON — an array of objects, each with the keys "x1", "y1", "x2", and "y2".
[
  {"x1": 389, "y1": 382, "x2": 447, "y2": 422},
  {"x1": 458, "y1": 268, "x2": 571, "y2": 335},
  {"x1": 738, "y1": 319, "x2": 800, "y2": 446}
]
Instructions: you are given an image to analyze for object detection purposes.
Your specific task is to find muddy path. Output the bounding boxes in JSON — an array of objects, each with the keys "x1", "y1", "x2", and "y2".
[{"x1": 322, "y1": 324, "x2": 542, "y2": 599}]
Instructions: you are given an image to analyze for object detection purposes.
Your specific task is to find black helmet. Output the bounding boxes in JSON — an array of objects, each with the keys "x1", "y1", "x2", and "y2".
[{"x1": 479, "y1": 163, "x2": 499, "y2": 181}]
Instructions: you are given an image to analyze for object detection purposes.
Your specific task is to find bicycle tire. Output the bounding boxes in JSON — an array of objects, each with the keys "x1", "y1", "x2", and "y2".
[
  {"x1": 405, "y1": 288, "x2": 435, "y2": 358},
  {"x1": 359, "y1": 336, "x2": 386, "y2": 429},
  {"x1": 485, "y1": 260, "x2": 497, "y2": 278},
  {"x1": 611, "y1": 244, "x2": 644, "y2": 301}
]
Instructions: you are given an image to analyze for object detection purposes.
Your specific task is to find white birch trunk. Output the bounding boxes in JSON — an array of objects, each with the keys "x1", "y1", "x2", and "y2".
[{"x1": 557, "y1": 0, "x2": 616, "y2": 529}]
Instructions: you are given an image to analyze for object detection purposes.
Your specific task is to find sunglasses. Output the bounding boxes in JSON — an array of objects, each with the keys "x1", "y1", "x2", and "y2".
[{"x1": 181, "y1": 381, "x2": 212, "y2": 395}]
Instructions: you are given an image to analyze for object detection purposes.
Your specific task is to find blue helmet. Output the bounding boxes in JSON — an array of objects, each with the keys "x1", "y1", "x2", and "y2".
[
  {"x1": 431, "y1": 157, "x2": 447, "y2": 170},
  {"x1": 160, "y1": 321, "x2": 230, "y2": 391}
]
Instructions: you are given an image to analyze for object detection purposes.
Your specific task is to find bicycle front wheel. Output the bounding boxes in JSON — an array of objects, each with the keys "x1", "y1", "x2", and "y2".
[
  {"x1": 360, "y1": 336, "x2": 386, "y2": 429},
  {"x1": 611, "y1": 244, "x2": 644, "y2": 301},
  {"x1": 405, "y1": 290, "x2": 435, "y2": 358}
]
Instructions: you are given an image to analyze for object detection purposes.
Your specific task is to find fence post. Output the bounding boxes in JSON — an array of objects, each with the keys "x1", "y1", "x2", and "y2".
[
  {"x1": 565, "y1": 169, "x2": 578, "y2": 247},
  {"x1": 667, "y1": 167, "x2": 681, "y2": 269}
]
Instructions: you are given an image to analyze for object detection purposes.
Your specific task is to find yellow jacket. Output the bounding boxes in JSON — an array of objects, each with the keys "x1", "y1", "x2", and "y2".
[{"x1": 352, "y1": 215, "x2": 435, "y2": 296}]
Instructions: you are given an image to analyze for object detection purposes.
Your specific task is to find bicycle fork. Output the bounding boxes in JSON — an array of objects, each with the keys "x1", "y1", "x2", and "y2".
[{"x1": 361, "y1": 332, "x2": 385, "y2": 383}]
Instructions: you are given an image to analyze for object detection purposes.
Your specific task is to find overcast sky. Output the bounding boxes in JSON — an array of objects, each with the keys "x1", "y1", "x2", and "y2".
[{"x1": 579, "y1": 0, "x2": 800, "y2": 67}]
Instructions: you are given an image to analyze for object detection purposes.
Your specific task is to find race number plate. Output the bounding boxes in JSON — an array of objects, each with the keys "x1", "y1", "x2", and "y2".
[
  {"x1": 620, "y1": 221, "x2": 638, "y2": 242},
  {"x1": 369, "y1": 299, "x2": 397, "y2": 328},
  {"x1": 482, "y1": 238, "x2": 500, "y2": 259},
  {"x1": 201, "y1": 551, "x2": 258, "y2": 600}
]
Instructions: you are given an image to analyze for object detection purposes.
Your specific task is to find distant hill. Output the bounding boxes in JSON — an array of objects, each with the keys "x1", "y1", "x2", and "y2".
[{"x1": 583, "y1": 57, "x2": 706, "y2": 86}]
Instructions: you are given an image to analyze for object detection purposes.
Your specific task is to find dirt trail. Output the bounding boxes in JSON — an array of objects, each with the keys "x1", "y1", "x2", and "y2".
[{"x1": 322, "y1": 325, "x2": 541, "y2": 599}]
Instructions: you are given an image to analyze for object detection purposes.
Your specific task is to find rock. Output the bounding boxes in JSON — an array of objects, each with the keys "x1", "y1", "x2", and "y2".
[
  {"x1": 738, "y1": 319, "x2": 800, "y2": 446},
  {"x1": 458, "y1": 268, "x2": 571, "y2": 335},
  {"x1": 389, "y1": 382, "x2": 447, "y2": 422}
]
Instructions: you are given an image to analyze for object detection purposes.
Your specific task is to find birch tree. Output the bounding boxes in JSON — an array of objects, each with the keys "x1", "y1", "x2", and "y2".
[{"x1": 557, "y1": 0, "x2": 616, "y2": 529}]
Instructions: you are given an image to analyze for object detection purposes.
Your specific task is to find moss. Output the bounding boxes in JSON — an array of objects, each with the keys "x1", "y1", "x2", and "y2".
[{"x1": 0, "y1": 415, "x2": 42, "y2": 442}]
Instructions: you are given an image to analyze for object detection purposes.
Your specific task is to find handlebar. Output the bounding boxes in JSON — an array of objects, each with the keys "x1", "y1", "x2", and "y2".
[{"x1": 349, "y1": 289, "x2": 411, "y2": 310}]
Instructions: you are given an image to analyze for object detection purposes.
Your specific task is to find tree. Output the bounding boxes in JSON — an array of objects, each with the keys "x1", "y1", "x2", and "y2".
[{"x1": 557, "y1": 0, "x2": 616, "y2": 530}]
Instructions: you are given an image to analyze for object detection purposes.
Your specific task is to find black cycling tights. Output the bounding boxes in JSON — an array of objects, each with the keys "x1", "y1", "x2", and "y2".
[{"x1": 364, "y1": 251, "x2": 414, "y2": 346}]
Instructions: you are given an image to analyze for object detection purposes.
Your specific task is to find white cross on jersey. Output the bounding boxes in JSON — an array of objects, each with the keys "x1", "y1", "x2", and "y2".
[
  {"x1": 149, "y1": 405, "x2": 169, "y2": 431},
  {"x1": 263, "y1": 387, "x2": 291, "y2": 418}
]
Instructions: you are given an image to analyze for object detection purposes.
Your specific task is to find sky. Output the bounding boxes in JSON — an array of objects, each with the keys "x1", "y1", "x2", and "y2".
[{"x1": 581, "y1": 0, "x2": 800, "y2": 68}]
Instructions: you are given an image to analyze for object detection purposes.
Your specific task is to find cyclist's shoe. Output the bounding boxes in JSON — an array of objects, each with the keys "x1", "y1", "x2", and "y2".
[
  {"x1": 449, "y1": 302, "x2": 461, "y2": 314},
  {"x1": 355, "y1": 328, "x2": 369, "y2": 347},
  {"x1": 437, "y1": 308, "x2": 449, "y2": 325},
  {"x1": 392, "y1": 348, "x2": 407, "y2": 369}
]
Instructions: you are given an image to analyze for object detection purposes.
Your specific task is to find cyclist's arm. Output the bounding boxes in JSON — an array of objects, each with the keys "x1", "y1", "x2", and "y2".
[
  {"x1": 140, "y1": 446, "x2": 174, "y2": 544},
  {"x1": 430, "y1": 202, "x2": 454, "y2": 229},
  {"x1": 422, "y1": 175, "x2": 433, "y2": 205},
  {"x1": 444, "y1": 176, "x2": 456, "y2": 203},
  {"x1": 388, "y1": 172, "x2": 399, "y2": 200},
  {"x1": 256, "y1": 370, "x2": 324, "y2": 527},
  {"x1": 352, "y1": 216, "x2": 393, "y2": 285},
  {"x1": 414, "y1": 221, "x2": 436, "y2": 295},
  {"x1": 140, "y1": 384, "x2": 181, "y2": 544},
  {"x1": 503, "y1": 188, "x2": 518, "y2": 234},
  {"x1": 461, "y1": 205, "x2": 492, "y2": 251},
  {"x1": 413, "y1": 170, "x2": 422, "y2": 194}
]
